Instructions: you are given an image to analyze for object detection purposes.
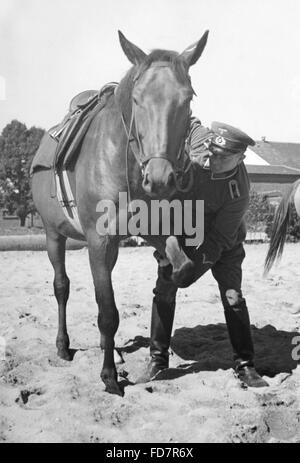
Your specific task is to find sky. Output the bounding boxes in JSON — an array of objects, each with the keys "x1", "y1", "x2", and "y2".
[{"x1": 1, "y1": 0, "x2": 300, "y2": 142}]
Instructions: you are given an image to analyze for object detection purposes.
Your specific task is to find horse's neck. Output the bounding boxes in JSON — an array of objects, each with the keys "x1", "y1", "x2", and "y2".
[{"x1": 76, "y1": 89, "x2": 142, "y2": 200}]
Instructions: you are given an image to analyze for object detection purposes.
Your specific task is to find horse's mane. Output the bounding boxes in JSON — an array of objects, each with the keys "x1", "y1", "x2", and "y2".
[{"x1": 116, "y1": 49, "x2": 191, "y2": 115}]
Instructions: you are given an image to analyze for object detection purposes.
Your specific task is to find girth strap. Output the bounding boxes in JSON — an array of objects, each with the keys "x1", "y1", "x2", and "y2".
[{"x1": 55, "y1": 170, "x2": 84, "y2": 236}]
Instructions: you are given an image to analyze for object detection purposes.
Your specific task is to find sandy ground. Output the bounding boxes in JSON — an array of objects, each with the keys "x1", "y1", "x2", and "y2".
[{"x1": 0, "y1": 243, "x2": 300, "y2": 443}]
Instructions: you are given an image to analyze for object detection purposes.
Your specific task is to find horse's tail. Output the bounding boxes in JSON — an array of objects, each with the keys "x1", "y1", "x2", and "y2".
[{"x1": 264, "y1": 180, "x2": 300, "y2": 274}]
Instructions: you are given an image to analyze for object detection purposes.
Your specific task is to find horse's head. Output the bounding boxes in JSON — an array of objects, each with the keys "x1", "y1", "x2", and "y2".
[{"x1": 118, "y1": 30, "x2": 209, "y2": 198}]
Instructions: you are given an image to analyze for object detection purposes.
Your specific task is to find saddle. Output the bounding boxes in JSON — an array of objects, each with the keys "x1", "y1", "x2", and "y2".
[
  {"x1": 52, "y1": 83, "x2": 118, "y2": 170},
  {"x1": 31, "y1": 82, "x2": 118, "y2": 236},
  {"x1": 31, "y1": 83, "x2": 118, "y2": 175},
  {"x1": 48, "y1": 89, "x2": 100, "y2": 143}
]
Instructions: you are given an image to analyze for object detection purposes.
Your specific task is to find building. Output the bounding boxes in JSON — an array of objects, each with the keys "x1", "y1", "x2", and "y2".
[{"x1": 244, "y1": 138, "x2": 300, "y2": 199}]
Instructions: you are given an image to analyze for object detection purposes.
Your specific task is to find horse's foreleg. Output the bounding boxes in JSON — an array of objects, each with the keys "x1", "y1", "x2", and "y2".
[
  {"x1": 87, "y1": 235, "x2": 122, "y2": 396},
  {"x1": 46, "y1": 231, "x2": 71, "y2": 360}
]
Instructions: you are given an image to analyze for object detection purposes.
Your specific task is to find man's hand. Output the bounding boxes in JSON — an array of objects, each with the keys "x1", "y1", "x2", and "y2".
[{"x1": 153, "y1": 250, "x2": 170, "y2": 268}]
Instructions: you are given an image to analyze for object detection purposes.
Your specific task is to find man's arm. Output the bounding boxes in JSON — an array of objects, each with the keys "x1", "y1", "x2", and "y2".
[{"x1": 186, "y1": 117, "x2": 214, "y2": 166}]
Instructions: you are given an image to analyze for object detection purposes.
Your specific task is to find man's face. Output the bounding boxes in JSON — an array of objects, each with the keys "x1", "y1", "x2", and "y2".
[{"x1": 209, "y1": 148, "x2": 245, "y2": 174}]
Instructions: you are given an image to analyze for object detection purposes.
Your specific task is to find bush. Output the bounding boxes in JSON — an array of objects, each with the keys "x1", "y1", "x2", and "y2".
[
  {"x1": 245, "y1": 189, "x2": 275, "y2": 237},
  {"x1": 245, "y1": 189, "x2": 300, "y2": 242},
  {"x1": 287, "y1": 204, "x2": 300, "y2": 241}
]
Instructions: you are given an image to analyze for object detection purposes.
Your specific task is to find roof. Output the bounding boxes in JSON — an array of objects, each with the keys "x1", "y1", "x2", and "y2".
[
  {"x1": 251, "y1": 141, "x2": 300, "y2": 170},
  {"x1": 246, "y1": 163, "x2": 300, "y2": 184},
  {"x1": 246, "y1": 164, "x2": 300, "y2": 175},
  {"x1": 245, "y1": 140, "x2": 300, "y2": 184},
  {"x1": 244, "y1": 148, "x2": 269, "y2": 166}
]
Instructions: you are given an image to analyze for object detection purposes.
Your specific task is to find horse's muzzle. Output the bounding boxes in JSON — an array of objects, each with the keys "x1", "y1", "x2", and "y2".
[{"x1": 142, "y1": 158, "x2": 176, "y2": 198}]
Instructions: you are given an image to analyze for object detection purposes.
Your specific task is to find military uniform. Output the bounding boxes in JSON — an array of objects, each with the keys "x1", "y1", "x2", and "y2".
[
  {"x1": 148, "y1": 119, "x2": 268, "y2": 387},
  {"x1": 181, "y1": 119, "x2": 251, "y2": 286}
]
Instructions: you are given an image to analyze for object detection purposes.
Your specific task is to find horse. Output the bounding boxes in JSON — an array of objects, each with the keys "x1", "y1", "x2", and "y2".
[
  {"x1": 31, "y1": 30, "x2": 209, "y2": 396},
  {"x1": 264, "y1": 179, "x2": 300, "y2": 273}
]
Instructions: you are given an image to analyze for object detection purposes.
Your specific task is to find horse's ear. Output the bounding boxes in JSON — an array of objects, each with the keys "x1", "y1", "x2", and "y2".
[
  {"x1": 180, "y1": 30, "x2": 209, "y2": 67},
  {"x1": 118, "y1": 31, "x2": 147, "y2": 65}
]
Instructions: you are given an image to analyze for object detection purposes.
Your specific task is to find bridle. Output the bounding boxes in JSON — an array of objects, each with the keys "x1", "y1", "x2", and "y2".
[{"x1": 120, "y1": 96, "x2": 194, "y2": 201}]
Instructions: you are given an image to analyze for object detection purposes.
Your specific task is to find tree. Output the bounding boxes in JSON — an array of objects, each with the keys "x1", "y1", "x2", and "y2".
[{"x1": 0, "y1": 120, "x2": 45, "y2": 226}]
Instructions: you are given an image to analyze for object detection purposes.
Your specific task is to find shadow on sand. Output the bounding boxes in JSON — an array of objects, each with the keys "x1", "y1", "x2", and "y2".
[{"x1": 120, "y1": 324, "x2": 300, "y2": 381}]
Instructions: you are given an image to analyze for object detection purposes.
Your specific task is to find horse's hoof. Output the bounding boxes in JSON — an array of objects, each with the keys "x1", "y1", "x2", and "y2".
[
  {"x1": 165, "y1": 237, "x2": 195, "y2": 287},
  {"x1": 104, "y1": 379, "x2": 124, "y2": 397},
  {"x1": 165, "y1": 237, "x2": 189, "y2": 270},
  {"x1": 57, "y1": 349, "x2": 72, "y2": 361},
  {"x1": 56, "y1": 335, "x2": 71, "y2": 360}
]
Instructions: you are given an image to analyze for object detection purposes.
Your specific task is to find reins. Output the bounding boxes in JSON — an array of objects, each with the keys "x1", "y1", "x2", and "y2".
[{"x1": 121, "y1": 109, "x2": 136, "y2": 212}]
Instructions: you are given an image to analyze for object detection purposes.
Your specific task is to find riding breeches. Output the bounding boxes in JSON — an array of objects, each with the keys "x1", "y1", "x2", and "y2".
[
  {"x1": 151, "y1": 243, "x2": 254, "y2": 365},
  {"x1": 211, "y1": 243, "x2": 254, "y2": 364}
]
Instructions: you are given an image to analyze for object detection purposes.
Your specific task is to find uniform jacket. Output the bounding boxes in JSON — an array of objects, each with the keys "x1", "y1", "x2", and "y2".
[{"x1": 186, "y1": 117, "x2": 250, "y2": 267}]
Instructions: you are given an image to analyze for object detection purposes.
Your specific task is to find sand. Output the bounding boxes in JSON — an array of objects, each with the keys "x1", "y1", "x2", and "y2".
[{"x1": 0, "y1": 243, "x2": 300, "y2": 443}]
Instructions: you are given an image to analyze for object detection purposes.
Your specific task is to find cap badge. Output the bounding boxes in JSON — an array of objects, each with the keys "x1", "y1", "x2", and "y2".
[{"x1": 215, "y1": 135, "x2": 226, "y2": 147}]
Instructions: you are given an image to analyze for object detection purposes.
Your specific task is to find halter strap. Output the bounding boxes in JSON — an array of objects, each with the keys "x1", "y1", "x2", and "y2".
[
  {"x1": 121, "y1": 97, "x2": 194, "y2": 199},
  {"x1": 121, "y1": 101, "x2": 191, "y2": 170}
]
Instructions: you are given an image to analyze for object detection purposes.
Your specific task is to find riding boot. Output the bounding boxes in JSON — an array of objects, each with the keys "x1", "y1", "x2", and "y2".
[
  {"x1": 148, "y1": 296, "x2": 176, "y2": 379},
  {"x1": 224, "y1": 299, "x2": 269, "y2": 388},
  {"x1": 146, "y1": 263, "x2": 177, "y2": 381}
]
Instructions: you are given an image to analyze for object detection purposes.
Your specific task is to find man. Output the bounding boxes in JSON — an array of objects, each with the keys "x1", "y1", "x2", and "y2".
[{"x1": 147, "y1": 119, "x2": 269, "y2": 388}]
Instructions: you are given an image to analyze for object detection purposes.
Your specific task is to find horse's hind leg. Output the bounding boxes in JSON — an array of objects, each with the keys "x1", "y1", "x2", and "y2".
[{"x1": 46, "y1": 230, "x2": 71, "y2": 361}]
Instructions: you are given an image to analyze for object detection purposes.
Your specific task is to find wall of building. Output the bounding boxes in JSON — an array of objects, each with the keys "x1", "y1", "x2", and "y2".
[{"x1": 250, "y1": 182, "x2": 291, "y2": 195}]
